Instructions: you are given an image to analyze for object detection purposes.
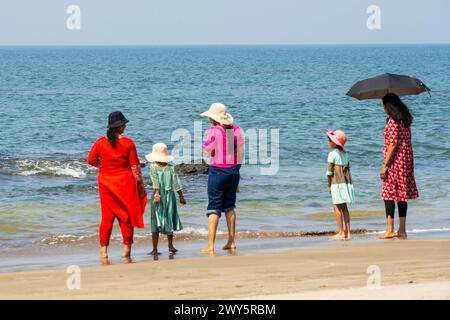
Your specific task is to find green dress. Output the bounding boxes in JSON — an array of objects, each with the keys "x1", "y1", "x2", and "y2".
[
  {"x1": 149, "y1": 163, "x2": 183, "y2": 234},
  {"x1": 326, "y1": 148, "x2": 355, "y2": 205}
]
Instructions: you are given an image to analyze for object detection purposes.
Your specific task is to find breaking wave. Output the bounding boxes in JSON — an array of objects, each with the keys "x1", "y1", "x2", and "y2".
[
  {"x1": 0, "y1": 159, "x2": 95, "y2": 178},
  {"x1": 39, "y1": 228, "x2": 374, "y2": 246}
]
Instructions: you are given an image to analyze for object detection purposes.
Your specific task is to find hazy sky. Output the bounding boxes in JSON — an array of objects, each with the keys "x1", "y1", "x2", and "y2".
[{"x1": 0, "y1": 0, "x2": 449, "y2": 45}]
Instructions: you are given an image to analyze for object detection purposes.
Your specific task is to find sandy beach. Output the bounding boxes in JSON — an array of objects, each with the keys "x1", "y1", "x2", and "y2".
[{"x1": 1, "y1": 238, "x2": 449, "y2": 300}]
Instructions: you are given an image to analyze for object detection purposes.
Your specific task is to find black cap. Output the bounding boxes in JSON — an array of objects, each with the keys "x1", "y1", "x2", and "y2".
[{"x1": 107, "y1": 111, "x2": 129, "y2": 129}]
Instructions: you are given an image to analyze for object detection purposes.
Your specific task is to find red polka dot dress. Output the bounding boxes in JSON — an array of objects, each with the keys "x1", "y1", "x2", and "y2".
[{"x1": 382, "y1": 118, "x2": 419, "y2": 202}]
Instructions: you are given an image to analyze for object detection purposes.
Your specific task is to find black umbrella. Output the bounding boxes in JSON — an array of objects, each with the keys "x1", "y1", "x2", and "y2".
[{"x1": 346, "y1": 73, "x2": 431, "y2": 100}]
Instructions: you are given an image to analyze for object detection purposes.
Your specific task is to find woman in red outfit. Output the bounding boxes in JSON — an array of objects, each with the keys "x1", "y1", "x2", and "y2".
[
  {"x1": 87, "y1": 111, "x2": 147, "y2": 259},
  {"x1": 379, "y1": 94, "x2": 419, "y2": 240}
]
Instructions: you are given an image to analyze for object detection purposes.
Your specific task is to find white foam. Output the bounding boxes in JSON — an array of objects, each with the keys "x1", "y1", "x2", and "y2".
[
  {"x1": 409, "y1": 227, "x2": 450, "y2": 233},
  {"x1": 372, "y1": 227, "x2": 450, "y2": 234},
  {"x1": 50, "y1": 165, "x2": 86, "y2": 178},
  {"x1": 40, "y1": 228, "x2": 229, "y2": 245},
  {"x1": 14, "y1": 159, "x2": 89, "y2": 178},
  {"x1": 18, "y1": 170, "x2": 41, "y2": 176},
  {"x1": 177, "y1": 227, "x2": 227, "y2": 235}
]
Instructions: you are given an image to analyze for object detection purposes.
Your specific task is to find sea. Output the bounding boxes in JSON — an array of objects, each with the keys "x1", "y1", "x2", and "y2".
[{"x1": 0, "y1": 45, "x2": 449, "y2": 271}]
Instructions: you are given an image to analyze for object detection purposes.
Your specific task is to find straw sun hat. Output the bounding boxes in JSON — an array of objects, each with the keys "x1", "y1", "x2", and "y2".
[
  {"x1": 145, "y1": 143, "x2": 174, "y2": 163},
  {"x1": 200, "y1": 103, "x2": 234, "y2": 125}
]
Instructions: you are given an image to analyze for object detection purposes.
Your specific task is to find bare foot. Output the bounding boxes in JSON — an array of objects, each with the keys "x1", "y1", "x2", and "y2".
[
  {"x1": 222, "y1": 242, "x2": 236, "y2": 250},
  {"x1": 122, "y1": 257, "x2": 133, "y2": 264},
  {"x1": 396, "y1": 231, "x2": 408, "y2": 239},
  {"x1": 168, "y1": 247, "x2": 178, "y2": 254},
  {"x1": 148, "y1": 249, "x2": 159, "y2": 256},
  {"x1": 346, "y1": 233, "x2": 352, "y2": 240},
  {"x1": 100, "y1": 257, "x2": 110, "y2": 266},
  {"x1": 201, "y1": 246, "x2": 214, "y2": 254},
  {"x1": 331, "y1": 233, "x2": 346, "y2": 240},
  {"x1": 122, "y1": 245, "x2": 131, "y2": 257},
  {"x1": 377, "y1": 231, "x2": 397, "y2": 239}
]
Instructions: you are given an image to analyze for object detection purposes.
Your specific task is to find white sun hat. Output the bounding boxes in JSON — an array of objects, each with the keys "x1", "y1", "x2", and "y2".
[
  {"x1": 145, "y1": 143, "x2": 174, "y2": 163},
  {"x1": 200, "y1": 102, "x2": 234, "y2": 125}
]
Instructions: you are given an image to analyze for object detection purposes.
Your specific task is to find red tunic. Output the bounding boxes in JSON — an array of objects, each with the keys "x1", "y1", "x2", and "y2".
[
  {"x1": 382, "y1": 118, "x2": 419, "y2": 202},
  {"x1": 87, "y1": 136, "x2": 146, "y2": 228}
]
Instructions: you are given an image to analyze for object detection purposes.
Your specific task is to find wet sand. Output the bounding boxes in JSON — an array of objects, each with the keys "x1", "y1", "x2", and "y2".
[
  {"x1": 0, "y1": 233, "x2": 378, "y2": 273},
  {"x1": 1, "y1": 239, "x2": 449, "y2": 300}
]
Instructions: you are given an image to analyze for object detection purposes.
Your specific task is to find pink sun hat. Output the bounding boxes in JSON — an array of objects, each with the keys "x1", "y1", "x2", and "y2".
[{"x1": 325, "y1": 130, "x2": 348, "y2": 150}]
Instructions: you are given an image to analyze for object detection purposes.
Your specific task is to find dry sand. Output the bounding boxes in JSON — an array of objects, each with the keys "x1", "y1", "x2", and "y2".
[{"x1": 1, "y1": 239, "x2": 449, "y2": 300}]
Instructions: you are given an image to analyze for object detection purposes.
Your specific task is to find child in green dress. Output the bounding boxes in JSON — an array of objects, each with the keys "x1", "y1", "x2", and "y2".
[
  {"x1": 325, "y1": 130, "x2": 355, "y2": 240},
  {"x1": 145, "y1": 143, "x2": 186, "y2": 255}
]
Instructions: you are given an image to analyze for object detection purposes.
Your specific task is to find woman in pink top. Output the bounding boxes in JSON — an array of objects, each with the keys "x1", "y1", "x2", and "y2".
[{"x1": 200, "y1": 103, "x2": 245, "y2": 253}]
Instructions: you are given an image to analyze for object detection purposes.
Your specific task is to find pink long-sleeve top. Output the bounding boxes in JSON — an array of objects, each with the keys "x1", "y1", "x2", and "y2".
[{"x1": 204, "y1": 125, "x2": 245, "y2": 168}]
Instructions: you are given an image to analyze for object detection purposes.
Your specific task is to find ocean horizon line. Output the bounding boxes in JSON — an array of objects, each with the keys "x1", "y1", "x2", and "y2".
[{"x1": 0, "y1": 42, "x2": 449, "y2": 48}]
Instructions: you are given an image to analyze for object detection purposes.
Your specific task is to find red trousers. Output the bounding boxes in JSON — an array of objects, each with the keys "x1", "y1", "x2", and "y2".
[{"x1": 99, "y1": 210, "x2": 134, "y2": 246}]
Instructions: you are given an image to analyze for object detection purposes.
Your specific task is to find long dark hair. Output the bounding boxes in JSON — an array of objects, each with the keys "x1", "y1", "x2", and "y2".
[
  {"x1": 106, "y1": 111, "x2": 128, "y2": 147},
  {"x1": 382, "y1": 93, "x2": 413, "y2": 128},
  {"x1": 107, "y1": 127, "x2": 121, "y2": 147}
]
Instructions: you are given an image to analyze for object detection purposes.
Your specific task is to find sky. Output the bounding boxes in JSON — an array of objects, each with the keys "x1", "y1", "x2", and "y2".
[{"x1": 0, "y1": 0, "x2": 449, "y2": 45}]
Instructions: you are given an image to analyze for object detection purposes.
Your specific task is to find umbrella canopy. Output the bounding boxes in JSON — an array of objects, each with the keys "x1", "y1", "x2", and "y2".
[{"x1": 346, "y1": 73, "x2": 430, "y2": 100}]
